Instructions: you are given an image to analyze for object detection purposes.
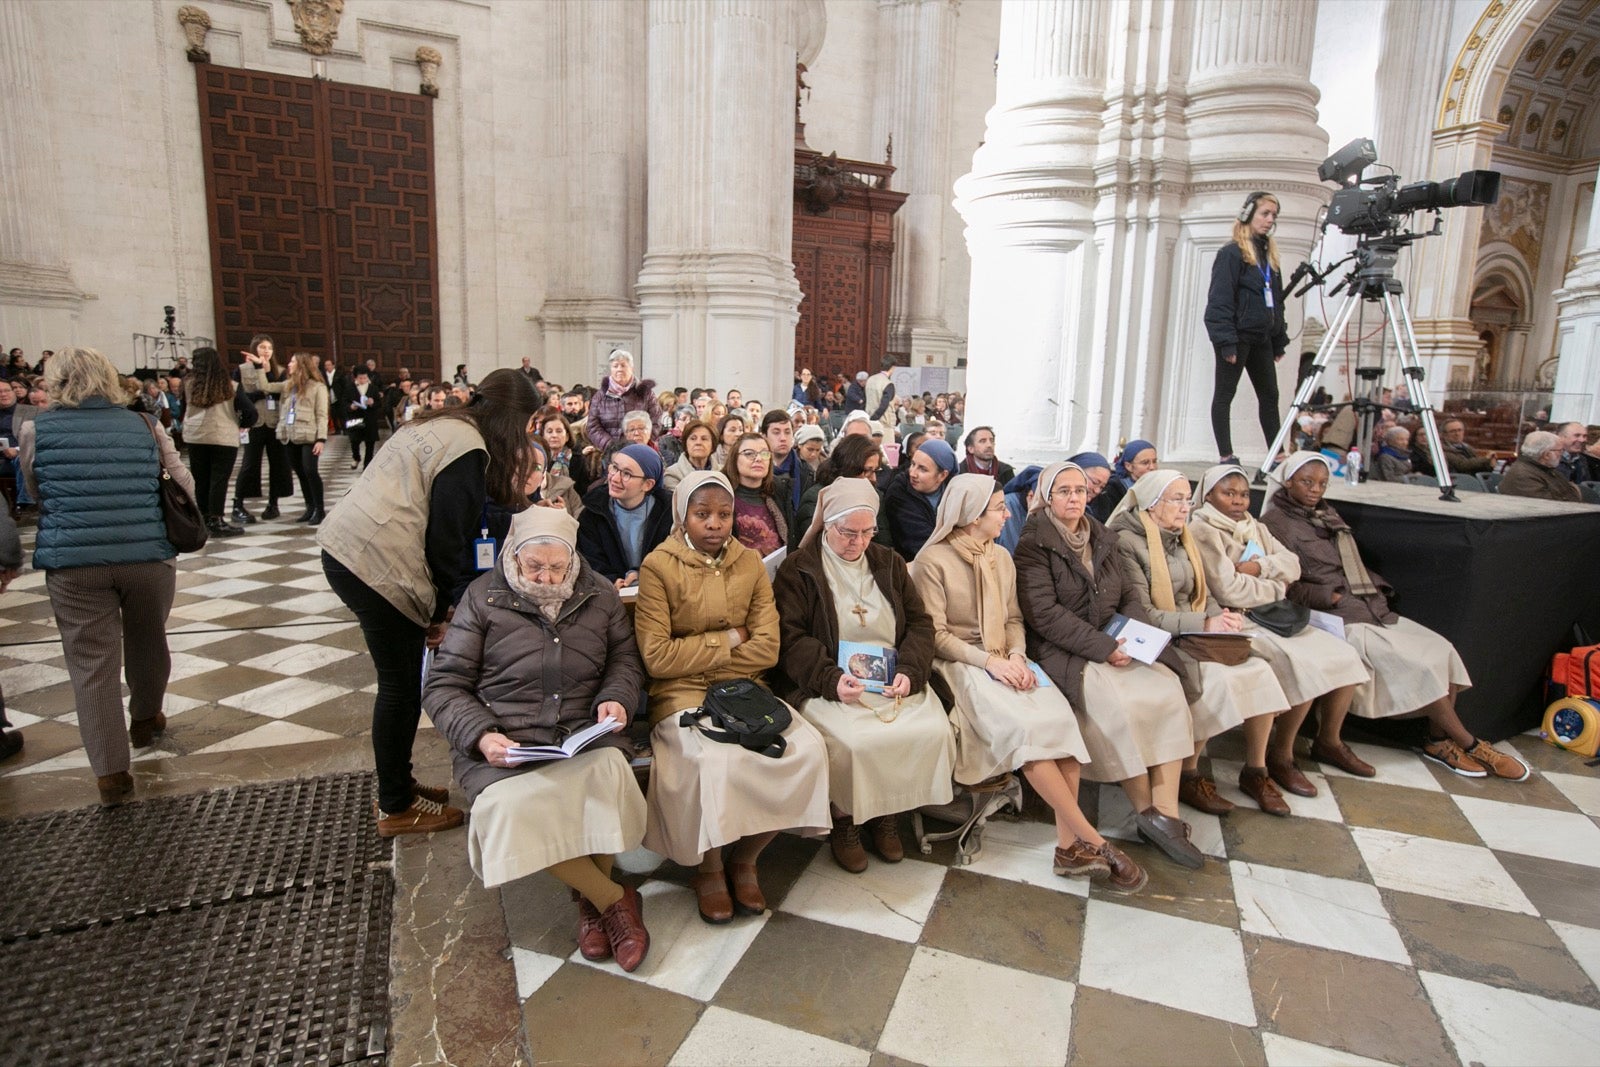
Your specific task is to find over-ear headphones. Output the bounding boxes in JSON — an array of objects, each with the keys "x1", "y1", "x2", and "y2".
[{"x1": 1240, "y1": 190, "x2": 1278, "y2": 224}]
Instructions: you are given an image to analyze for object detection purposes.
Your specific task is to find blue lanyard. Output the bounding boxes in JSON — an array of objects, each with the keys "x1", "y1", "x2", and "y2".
[{"x1": 1261, "y1": 262, "x2": 1274, "y2": 308}]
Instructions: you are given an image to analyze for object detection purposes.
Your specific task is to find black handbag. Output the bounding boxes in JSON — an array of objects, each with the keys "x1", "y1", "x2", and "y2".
[
  {"x1": 1246, "y1": 599, "x2": 1310, "y2": 638},
  {"x1": 678, "y1": 678, "x2": 791, "y2": 758},
  {"x1": 139, "y1": 414, "x2": 208, "y2": 553}
]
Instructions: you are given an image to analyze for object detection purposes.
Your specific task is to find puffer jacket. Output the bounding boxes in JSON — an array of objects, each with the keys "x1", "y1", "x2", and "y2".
[
  {"x1": 1016, "y1": 511, "x2": 1196, "y2": 710},
  {"x1": 584, "y1": 377, "x2": 662, "y2": 453},
  {"x1": 423, "y1": 558, "x2": 644, "y2": 803},
  {"x1": 1203, "y1": 237, "x2": 1289, "y2": 359},
  {"x1": 633, "y1": 532, "x2": 780, "y2": 725},
  {"x1": 1108, "y1": 509, "x2": 1221, "y2": 635}
]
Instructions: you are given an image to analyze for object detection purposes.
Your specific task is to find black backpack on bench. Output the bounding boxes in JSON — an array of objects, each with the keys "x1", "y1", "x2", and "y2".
[{"x1": 678, "y1": 679, "x2": 791, "y2": 758}]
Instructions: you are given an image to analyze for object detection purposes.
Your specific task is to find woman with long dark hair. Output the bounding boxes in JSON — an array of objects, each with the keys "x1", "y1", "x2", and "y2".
[
  {"x1": 722, "y1": 432, "x2": 795, "y2": 555},
  {"x1": 794, "y1": 433, "x2": 884, "y2": 538},
  {"x1": 319, "y1": 368, "x2": 545, "y2": 836},
  {"x1": 232, "y1": 334, "x2": 294, "y2": 525},
  {"x1": 183, "y1": 346, "x2": 252, "y2": 538}
]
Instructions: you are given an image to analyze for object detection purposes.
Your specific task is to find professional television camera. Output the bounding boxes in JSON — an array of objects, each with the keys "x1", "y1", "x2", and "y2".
[{"x1": 1264, "y1": 139, "x2": 1503, "y2": 502}]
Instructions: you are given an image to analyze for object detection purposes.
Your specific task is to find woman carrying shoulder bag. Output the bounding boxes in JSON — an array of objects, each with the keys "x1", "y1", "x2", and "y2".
[{"x1": 183, "y1": 346, "x2": 254, "y2": 538}]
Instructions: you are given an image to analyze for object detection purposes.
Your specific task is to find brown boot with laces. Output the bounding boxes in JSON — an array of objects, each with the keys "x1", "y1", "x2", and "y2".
[
  {"x1": 1178, "y1": 771, "x2": 1234, "y2": 815},
  {"x1": 376, "y1": 794, "x2": 464, "y2": 837},
  {"x1": 829, "y1": 814, "x2": 868, "y2": 873},
  {"x1": 868, "y1": 815, "x2": 905, "y2": 863}
]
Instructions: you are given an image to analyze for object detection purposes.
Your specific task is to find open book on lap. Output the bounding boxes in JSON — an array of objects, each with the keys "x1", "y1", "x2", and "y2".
[{"x1": 504, "y1": 719, "x2": 624, "y2": 765}]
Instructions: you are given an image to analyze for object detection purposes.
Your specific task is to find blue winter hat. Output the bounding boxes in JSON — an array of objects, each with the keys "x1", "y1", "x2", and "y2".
[
  {"x1": 1004, "y1": 465, "x2": 1043, "y2": 496},
  {"x1": 919, "y1": 438, "x2": 958, "y2": 474},
  {"x1": 619, "y1": 443, "x2": 663, "y2": 485}
]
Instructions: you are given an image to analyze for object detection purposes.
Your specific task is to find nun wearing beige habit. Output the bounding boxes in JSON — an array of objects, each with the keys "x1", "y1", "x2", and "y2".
[
  {"x1": 1108, "y1": 469, "x2": 1295, "y2": 820},
  {"x1": 424, "y1": 506, "x2": 651, "y2": 970},
  {"x1": 1188, "y1": 463, "x2": 1371, "y2": 798},
  {"x1": 633, "y1": 470, "x2": 832, "y2": 924},
  {"x1": 771, "y1": 479, "x2": 956, "y2": 873},
  {"x1": 913, "y1": 473, "x2": 1148, "y2": 891}
]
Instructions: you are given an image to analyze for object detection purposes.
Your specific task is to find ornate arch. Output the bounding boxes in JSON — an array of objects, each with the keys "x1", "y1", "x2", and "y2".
[{"x1": 1438, "y1": 0, "x2": 1564, "y2": 129}]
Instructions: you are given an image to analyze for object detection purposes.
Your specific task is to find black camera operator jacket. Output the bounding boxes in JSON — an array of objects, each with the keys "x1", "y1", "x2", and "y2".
[{"x1": 1203, "y1": 236, "x2": 1289, "y2": 360}]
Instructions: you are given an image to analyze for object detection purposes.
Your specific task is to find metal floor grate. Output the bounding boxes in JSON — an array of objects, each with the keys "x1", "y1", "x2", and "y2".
[{"x1": 0, "y1": 773, "x2": 392, "y2": 1066}]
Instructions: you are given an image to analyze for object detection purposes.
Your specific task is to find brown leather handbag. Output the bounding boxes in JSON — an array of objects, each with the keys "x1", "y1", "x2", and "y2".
[
  {"x1": 139, "y1": 414, "x2": 208, "y2": 553},
  {"x1": 1175, "y1": 633, "x2": 1252, "y2": 666}
]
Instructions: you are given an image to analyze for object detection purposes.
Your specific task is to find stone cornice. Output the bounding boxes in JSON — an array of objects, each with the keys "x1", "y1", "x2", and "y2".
[{"x1": 0, "y1": 260, "x2": 87, "y2": 309}]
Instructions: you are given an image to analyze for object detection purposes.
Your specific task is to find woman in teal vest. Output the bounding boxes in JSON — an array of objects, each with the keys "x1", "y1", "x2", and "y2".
[{"x1": 19, "y1": 347, "x2": 196, "y2": 807}]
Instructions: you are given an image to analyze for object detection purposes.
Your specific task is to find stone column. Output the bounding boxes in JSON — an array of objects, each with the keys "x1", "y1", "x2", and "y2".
[
  {"x1": 871, "y1": 0, "x2": 963, "y2": 368},
  {"x1": 1552, "y1": 163, "x2": 1600, "y2": 425},
  {"x1": 952, "y1": 0, "x2": 1107, "y2": 461},
  {"x1": 635, "y1": 0, "x2": 801, "y2": 407},
  {"x1": 1160, "y1": 0, "x2": 1327, "y2": 460},
  {"x1": 538, "y1": 1, "x2": 647, "y2": 389},
  {"x1": 0, "y1": 1, "x2": 84, "y2": 351}
]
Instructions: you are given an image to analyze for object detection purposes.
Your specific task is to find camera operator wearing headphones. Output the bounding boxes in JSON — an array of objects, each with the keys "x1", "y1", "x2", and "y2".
[{"x1": 1205, "y1": 192, "x2": 1289, "y2": 465}]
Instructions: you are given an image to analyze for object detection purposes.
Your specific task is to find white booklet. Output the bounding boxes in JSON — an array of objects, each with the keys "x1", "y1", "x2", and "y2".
[
  {"x1": 1103, "y1": 613, "x2": 1171, "y2": 665},
  {"x1": 1306, "y1": 609, "x2": 1346, "y2": 639},
  {"x1": 504, "y1": 719, "x2": 623, "y2": 765},
  {"x1": 763, "y1": 545, "x2": 787, "y2": 581}
]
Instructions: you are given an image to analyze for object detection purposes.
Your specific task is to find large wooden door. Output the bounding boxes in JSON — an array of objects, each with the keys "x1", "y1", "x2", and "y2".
[{"x1": 196, "y1": 65, "x2": 440, "y2": 379}]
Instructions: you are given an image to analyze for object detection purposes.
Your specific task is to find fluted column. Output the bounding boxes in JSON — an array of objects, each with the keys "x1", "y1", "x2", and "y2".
[
  {"x1": 0, "y1": 1, "x2": 84, "y2": 350},
  {"x1": 538, "y1": 1, "x2": 647, "y2": 388},
  {"x1": 1162, "y1": 0, "x2": 1327, "y2": 460},
  {"x1": 1552, "y1": 161, "x2": 1600, "y2": 424},
  {"x1": 953, "y1": 0, "x2": 1107, "y2": 460},
  {"x1": 871, "y1": 0, "x2": 963, "y2": 367},
  {"x1": 636, "y1": 0, "x2": 801, "y2": 406}
]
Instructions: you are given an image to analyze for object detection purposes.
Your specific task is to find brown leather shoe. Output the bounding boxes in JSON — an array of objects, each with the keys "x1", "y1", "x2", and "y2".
[
  {"x1": 1464, "y1": 740, "x2": 1531, "y2": 782},
  {"x1": 829, "y1": 816, "x2": 868, "y2": 873},
  {"x1": 692, "y1": 870, "x2": 734, "y2": 924},
  {"x1": 573, "y1": 891, "x2": 612, "y2": 961},
  {"x1": 98, "y1": 771, "x2": 134, "y2": 808},
  {"x1": 1239, "y1": 767, "x2": 1291, "y2": 817},
  {"x1": 376, "y1": 796, "x2": 464, "y2": 837},
  {"x1": 600, "y1": 884, "x2": 650, "y2": 973},
  {"x1": 128, "y1": 712, "x2": 166, "y2": 749},
  {"x1": 411, "y1": 779, "x2": 451, "y2": 805},
  {"x1": 1135, "y1": 808, "x2": 1205, "y2": 869},
  {"x1": 1096, "y1": 841, "x2": 1149, "y2": 894},
  {"x1": 1053, "y1": 839, "x2": 1111, "y2": 878},
  {"x1": 1267, "y1": 757, "x2": 1318, "y2": 797},
  {"x1": 728, "y1": 861, "x2": 766, "y2": 915},
  {"x1": 1179, "y1": 771, "x2": 1234, "y2": 815},
  {"x1": 1312, "y1": 739, "x2": 1376, "y2": 778},
  {"x1": 867, "y1": 815, "x2": 904, "y2": 863}
]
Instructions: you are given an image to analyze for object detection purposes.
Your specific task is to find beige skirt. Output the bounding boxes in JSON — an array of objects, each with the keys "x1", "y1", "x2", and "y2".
[
  {"x1": 800, "y1": 689, "x2": 956, "y2": 822},
  {"x1": 1345, "y1": 616, "x2": 1472, "y2": 718},
  {"x1": 1189, "y1": 656, "x2": 1287, "y2": 743},
  {"x1": 467, "y1": 747, "x2": 647, "y2": 889},
  {"x1": 643, "y1": 704, "x2": 832, "y2": 866},
  {"x1": 1078, "y1": 660, "x2": 1195, "y2": 783},
  {"x1": 1245, "y1": 624, "x2": 1372, "y2": 706},
  {"x1": 937, "y1": 660, "x2": 1089, "y2": 785}
]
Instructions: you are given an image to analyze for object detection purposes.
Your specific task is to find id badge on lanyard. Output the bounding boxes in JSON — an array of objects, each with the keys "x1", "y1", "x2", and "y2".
[
  {"x1": 473, "y1": 502, "x2": 496, "y2": 571},
  {"x1": 1262, "y1": 263, "x2": 1274, "y2": 309}
]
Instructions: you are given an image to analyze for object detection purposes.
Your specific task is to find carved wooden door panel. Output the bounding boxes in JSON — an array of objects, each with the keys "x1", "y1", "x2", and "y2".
[{"x1": 196, "y1": 66, "x2": 440, "y2": 379}]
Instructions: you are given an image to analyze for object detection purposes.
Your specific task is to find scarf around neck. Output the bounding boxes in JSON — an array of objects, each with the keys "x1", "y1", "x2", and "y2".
[
  {"x1": 948, "y1": 531, "x2": 1010, "y2": 656},
  {"x1": 1273, "y1": 496, "x2": 1379, "y2": 597},
  {"x1": 1139, "y1": 509, "x2": 1208, "y2": 614}
]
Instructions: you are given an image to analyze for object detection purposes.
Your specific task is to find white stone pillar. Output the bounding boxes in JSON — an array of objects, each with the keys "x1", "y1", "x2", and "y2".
[
  {"x1": 1552, "y1": 161, "x2": 1600, "y2": 425},
  {"x1": 953, "y1": 0, "x2": 1107, "y2": 462},
  {"x1": 538, "y1": 1, "x2": 647, "y2": 390},
  {"x1": 871, "y1": 0, "x2": 963, "y2": 368},
  {"x1": 0, "y1": 0, "x2": 84, "y2": 352},
  {"x1": 1160, "y1": 0, "x2": 1328, "y2": 460},
  {"x1": 636, "y1": 0, "x2": 801, "y2": 408}
]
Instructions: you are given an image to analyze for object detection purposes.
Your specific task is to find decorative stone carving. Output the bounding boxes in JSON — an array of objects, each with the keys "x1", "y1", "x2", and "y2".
[
  {"x1": 1480, "y1": 176, "x2": 1549, "y2": 267},
  {"x1": 288, "y1": 0, "x2": 345, "y2": 57},
  {"x1": 415, "y1": 45, "x2": 442, "y2": 98},
  {"x1": 177, "y1": 5, "x2": 211, "y2": 63}
]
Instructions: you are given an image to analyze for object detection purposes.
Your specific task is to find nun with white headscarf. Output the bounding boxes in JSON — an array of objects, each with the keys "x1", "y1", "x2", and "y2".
[
  {"x1": 424, "y1": 506, "x2": 651, "y2": 970},
  {"x1": 912, "y1": 472, "x2": 1148, "y2": 892},
  {"x1": 1107, "y1": 469, "x2": 1294, "y2": 826},
  {"x1": 1015, "y1": 462, "x2": 1201, "y2": 869},
  {"x1": 1188, "y1": 463, "x2": 1370, "y2": 796},
  {"x1": 1259, "y1": 452, "x2": 1527, "y2": 783},
  {"x1": 771, "y1": 479, "x2": 956, "y2": 874},
  {"x1": 633, "y1": 470, "x2": 832, "y2": 924}
]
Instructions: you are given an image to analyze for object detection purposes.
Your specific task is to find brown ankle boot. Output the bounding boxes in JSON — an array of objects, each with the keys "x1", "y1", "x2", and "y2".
[
  {"x1": 829, "y1": 815, "x2": 868, "y2": 873},
  {"x1": 97, "y1": 771, "x2": 134, "y2": 808},
  {"x1": 867, "y1": 815, "x2": 905, "y2": 863},
  {"x1": 128, "y1": 712, "x2": 166, "y2": 749}
]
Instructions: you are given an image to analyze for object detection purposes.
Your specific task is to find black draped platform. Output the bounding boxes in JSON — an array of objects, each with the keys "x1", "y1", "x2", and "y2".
[{"x1": 1220, "y1": 474, "x2": 1600, "y2": 742}]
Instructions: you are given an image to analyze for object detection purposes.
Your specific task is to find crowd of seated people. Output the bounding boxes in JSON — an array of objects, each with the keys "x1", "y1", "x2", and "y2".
[{"x1": 7, "y1": 343, "x2": 1568, "y2": 980}]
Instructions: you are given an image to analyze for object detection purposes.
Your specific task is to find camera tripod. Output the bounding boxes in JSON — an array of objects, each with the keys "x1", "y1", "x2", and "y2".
[{"x1": 1258, "y1": 240, "x2": 1460, "y2": 502}]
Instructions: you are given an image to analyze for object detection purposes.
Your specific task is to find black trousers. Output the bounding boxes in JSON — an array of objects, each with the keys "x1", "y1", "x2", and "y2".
[
  {"x1": 287, "y1": 443, "x2": 324, "y2": 511},
  {"x1": 234, "y1": 425, "x2": 292, "y2": 505},
  {"x1": 187, "y1": 443, "x2": 238, "y2": 519},
  {"x1": 1210, "y1": 338, "x2": 1281, "y2": 457},
  {"x1": 349, "y1": 426, "x2": 377, "y2": 468},
  {"x1": 322, "y1": 552, "x2": 426, "y2": 814}
]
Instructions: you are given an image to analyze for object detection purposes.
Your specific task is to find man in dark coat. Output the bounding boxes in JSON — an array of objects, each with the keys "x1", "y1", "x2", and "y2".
[{"x1": 1500, "y1": 431, "x2": 1582, "y2": 503}]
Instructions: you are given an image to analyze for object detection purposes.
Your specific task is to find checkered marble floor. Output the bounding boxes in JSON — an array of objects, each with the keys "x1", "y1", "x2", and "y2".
[
  {"x1": 509, "y1": 738, "x2": 1600, "y2": 1067},
  {"x1": 5, "y1": 435, "x2": 1600, "y2": 1065},
  {"x1": 0, "y1": 437, "x2": 380, "y2": 783}
]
